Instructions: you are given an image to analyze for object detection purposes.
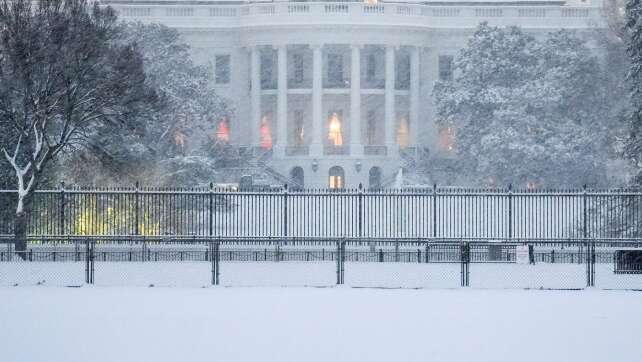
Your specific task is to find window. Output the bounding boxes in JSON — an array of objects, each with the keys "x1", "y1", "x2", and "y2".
[
  {"x1": 327, "y1": 53, "x2": 344, "y2": 86},
  {"x1": 329, "y1": 166, "x2": 345, "y2": 189},
  {"x1": 366, "y1": 110, "x2": 377, "y2": 145},
  {"x1": 215, "y1": 55, "x2": 230, "y2": 84},
  {"x1": 397, "y1": 116, "x2": 409, "y2": 148},
  {"x1": 366, "y1": 53, "x2": 376, "y2": 82},
  {"x1": 396, "y1": 53, "x2": 410, "y2": 89},
  {"x1": 438, "y1": 55, "x2": 453, "y2": 81},
  {"x1": 293, "y1": 110, "x2": 305, "y2": 146},
  {"x1": 369, "y1": 167, "x2": 382, "y2": 189},
  {"x1": 216, "y1": 118, "x2": 230, "y2": 143},
  {"x1": 290, "y1": 167, "x2": 304, "y2": 189},
  {"x1": 261, "y1": 52, "x2": 275, "y2": 89},
  {"x1": 293, "y1": 53, "x2": 304, "y2": 84},
  {"x1": 327, "y1": 111, "x2": 343, "y2": 146},
  {"x1": 260, "y1": 113, "x2": 273, "y2": 150},
  {"x1": 438, "y1": 126, "x2": 455, "y2": 152}
]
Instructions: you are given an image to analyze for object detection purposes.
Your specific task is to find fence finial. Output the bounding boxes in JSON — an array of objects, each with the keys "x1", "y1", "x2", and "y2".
[
  {"x1": 135, "y1": 181, "x2": 140, "y2": 190},
  {"x1": 209, "y1": 182, "x2": 214, "y2": 191},
  {"x1": 508, "y1": 183, "x2": 513, "y2": 191},
  {"x1": 59, "y1": 181, "x2": 65, "y2": 191},
  {"x1": 358, "y1": 183, "x2": 363, "y2": 190}
]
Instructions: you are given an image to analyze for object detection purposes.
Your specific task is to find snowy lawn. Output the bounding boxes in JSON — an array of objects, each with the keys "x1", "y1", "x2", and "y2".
[{"x1": 0, "y1": 287, "x2": 640, "y2": 362}]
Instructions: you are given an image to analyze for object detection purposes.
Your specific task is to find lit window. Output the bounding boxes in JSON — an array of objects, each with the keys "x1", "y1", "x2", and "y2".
[
  {"x1": 260, "y1": 113, "x2": 273, "y2": 149},
  {"x1": 329, "y1": 166, "x2": 345, "y2": 189},
  {"x1": 174, "y1": 131, "x2": 187, "y2": 149},
  {"x1": 438, "y1": 55, "x2": 453, "y2": 81},
  {"x1": 216, "y1": 118, "x2": 230, "y2": 143},
  {"x1": 328, "y1": 112, "x2": 343, "y2": 146},
  {"x1": 397, "y1": 116, "x2": 409, "y2": 148},
  {"x1": 215, "y1": 55, "x2": 230, "y2": 84},
  {"x1": 438, "y1": 126, "x2": 455, "y2": 152}
]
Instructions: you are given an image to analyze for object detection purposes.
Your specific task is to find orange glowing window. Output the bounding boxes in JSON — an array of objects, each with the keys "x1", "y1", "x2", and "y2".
[
  {"x1": 397, "y1": 117, "x2": 409, "y2": 148},
  {"x1": 328, "y1": 112, "x2": 343, "y2": 146},
  {"x1": 174, "y1": 131, "x2": 187, "y2": 149},
  {"x1": 260, "y1": 115, "x2": 273, "y2": 150},
  {"x1": 329, "y1": 166, "x2": 345, "y2": 189},
  {"x1": 216, "y1": 119, "x2": 230, "y2": 143}
]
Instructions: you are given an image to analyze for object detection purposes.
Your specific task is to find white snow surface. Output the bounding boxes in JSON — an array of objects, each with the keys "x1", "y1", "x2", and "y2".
[{"x1": 0, "y1": 287, "x2": 640, "y2": 362}]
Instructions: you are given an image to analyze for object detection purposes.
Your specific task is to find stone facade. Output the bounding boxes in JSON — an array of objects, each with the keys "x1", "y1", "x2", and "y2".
[{"x1": 107, "y1": 0, "x2": 606, "y2": 188}]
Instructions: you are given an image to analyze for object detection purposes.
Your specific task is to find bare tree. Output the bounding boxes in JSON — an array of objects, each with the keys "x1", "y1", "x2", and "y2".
[{"x1": 0, "y1": 0, "x2": 151, "y2": 252}]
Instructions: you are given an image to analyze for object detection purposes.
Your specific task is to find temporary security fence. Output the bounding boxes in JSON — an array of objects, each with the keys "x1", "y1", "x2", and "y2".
[{"x1": 0, "y1": 236, "x2": 640, "y2": 290}]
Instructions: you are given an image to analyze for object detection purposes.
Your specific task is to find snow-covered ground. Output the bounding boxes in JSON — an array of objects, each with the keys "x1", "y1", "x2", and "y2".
[{"x1": 0, "y1": 287, "x2": 640, "y2": 362}]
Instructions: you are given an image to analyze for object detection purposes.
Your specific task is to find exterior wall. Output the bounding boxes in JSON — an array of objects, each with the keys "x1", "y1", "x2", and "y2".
[{"x1": 107, "y1": 0, "x2": 606, "y2": 188}]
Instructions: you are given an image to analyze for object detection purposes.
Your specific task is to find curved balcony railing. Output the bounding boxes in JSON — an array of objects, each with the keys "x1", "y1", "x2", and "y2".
[{"x1": 107, "y1": 2, "x2": 605, "y2": 30}]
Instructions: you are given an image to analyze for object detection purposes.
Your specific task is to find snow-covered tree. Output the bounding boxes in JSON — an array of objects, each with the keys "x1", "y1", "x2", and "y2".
[
  {"x1": 433, "y1": 23, "x2": 620, "y2": 187},
  {"x1": 60, "y1": 22, "x2": 231, "y2": 186},
  {"x1": 624, "y1": 0, "x2": 642, "y2": 183},
  {"x1": 0, "y1": 0, "x2": 151, "y2": 252}
]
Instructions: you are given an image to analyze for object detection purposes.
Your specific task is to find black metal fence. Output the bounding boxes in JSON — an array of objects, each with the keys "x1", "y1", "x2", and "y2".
[
  {"x1": 1, "y1": 186, "x2": 642, "y2": 289},
  {"x1": 2, "y1": 185, "x2": 642, "y2": 239}
]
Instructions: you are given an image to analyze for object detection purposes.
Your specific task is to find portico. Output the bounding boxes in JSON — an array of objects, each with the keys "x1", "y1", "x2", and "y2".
[{"x1": 250, "y1": 43, "x2": 421, "y2": 159}]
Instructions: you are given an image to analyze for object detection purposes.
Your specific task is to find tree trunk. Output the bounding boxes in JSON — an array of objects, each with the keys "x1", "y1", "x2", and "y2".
[
  {"x1": 13, "y1": 191, "x2": 34, "y2": 259},
  {"x1": 14, "y1": 211, "x2": 28, "y2": 259}
]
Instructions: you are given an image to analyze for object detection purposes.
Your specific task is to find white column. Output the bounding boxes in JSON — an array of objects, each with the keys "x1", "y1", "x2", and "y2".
[
  {"x1": 350, "y1": 45, "x2": 362, "y2": 156},
  {"x1": 385, "y1": 45, "x2": 397, "y2": 156},
  {"x1": 409, "y1": 47, "x2": 420, "y2": 146},
  {"x1": 250, "y1": 46, "x2": 261, "y2": 148},
  {"x1": 276, "y1": 45, "x2": 288, "y2": 156},
  {"x1": 311, "y1": 44, "x2": 323, "y2": 156}
]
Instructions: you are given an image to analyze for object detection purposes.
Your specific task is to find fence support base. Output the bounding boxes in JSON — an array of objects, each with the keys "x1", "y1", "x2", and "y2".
[
  {"x1": 461, "y1": 242, "x2": 470, "y2": 287},
  {"x1": 336, "y1": 240, "x2": 345, "y2": 285}
]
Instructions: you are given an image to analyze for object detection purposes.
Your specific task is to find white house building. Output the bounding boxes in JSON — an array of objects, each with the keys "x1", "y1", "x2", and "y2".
[{"x1": 106, "y1": 0, "x2": 606, "y2": 188}]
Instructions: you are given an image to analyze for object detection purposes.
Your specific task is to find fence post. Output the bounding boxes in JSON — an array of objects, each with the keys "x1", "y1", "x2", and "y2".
[
  {"x1": 209, "y1": 182, "x2": 214, "y2": 237},
  {"x1": 425, "y1": 243, "x2": 430, "y2": 263},
  {"x1": 209, "y1": 240, "x2": 214, "y2": 285},
  {"x1": 591, "y1": 240, "x2": 596, "y2": 287},
  {"x1": 508, "y1": 184, "x2": 513, "y2": 241},
  {"x1": 85, "y1": 239, "x2": 89, "y2": 284},
  {"x1": 89, "y1": 240, "x2": 95, "y2": 284},
  {"x1": 582, "y1": 185, "x2": 588, "y2": 240},
  {"x1": 358, "y1": 183, "x2": 363, "y2": 238},
  {"x1": 586, "y1": 240, "x2": 595, "y2": 287},
  {"x1": 211, "y1": 238, "x2": 220, "y2": 285},
  {"x1": 461, "y1": 242, "x2": 470, "y2": 287},
  {"x1": 432, "y1": 184, "x2": 438, "y2": 240},
  {"x1": 336, "y1": 239, "x2": 345, "y2": 285},
  {"x1": 134, "y1": 181, "x2": 140, "y2": 236},
  {"x1": 283, "y1": 184, "x2": 288, "y2": 239},
  {"x1": 59, "y1": 182, "x2": 65, "y2": 236}
]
